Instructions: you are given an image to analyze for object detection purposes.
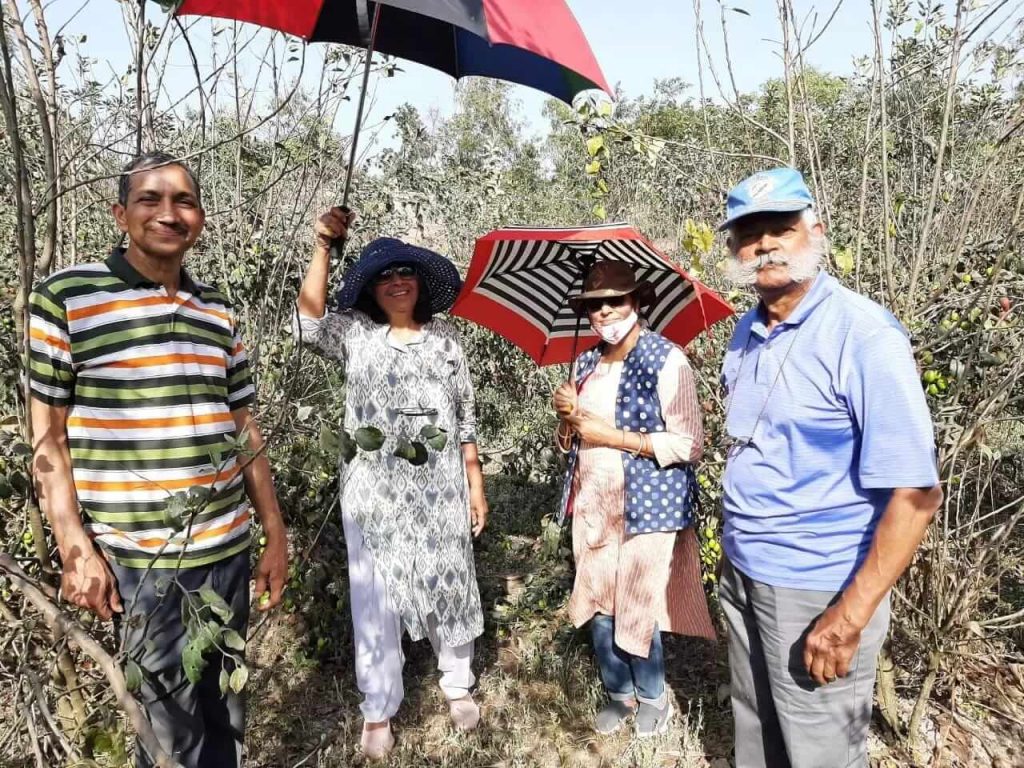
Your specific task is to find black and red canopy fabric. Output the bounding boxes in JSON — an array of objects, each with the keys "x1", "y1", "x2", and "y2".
[{"x1": 176, "y1": 0, "x2": 611, "y2": 104}]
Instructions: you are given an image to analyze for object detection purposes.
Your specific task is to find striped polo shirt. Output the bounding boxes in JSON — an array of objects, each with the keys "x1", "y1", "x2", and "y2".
[{"x1": 28, "y1": 248, "x2": 255, "y2": 568}]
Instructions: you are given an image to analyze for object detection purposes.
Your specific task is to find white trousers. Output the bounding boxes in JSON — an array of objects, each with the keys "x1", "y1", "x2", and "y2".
[{"x1": 342, "y1": 504, "x2": 475, "y2": 722}]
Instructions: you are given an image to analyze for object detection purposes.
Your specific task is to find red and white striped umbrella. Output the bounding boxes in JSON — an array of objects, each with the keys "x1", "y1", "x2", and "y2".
[{"x1": 451, "y1": 223, "x2": 734, "y2": 366}]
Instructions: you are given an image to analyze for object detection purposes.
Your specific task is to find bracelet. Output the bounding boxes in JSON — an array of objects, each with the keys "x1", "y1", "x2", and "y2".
[
  {"x1": 630, "y1": 432, "x2": 643, "y2": 458},
  {"x1": 555, "y1": 423, "x2": 573, "y2": 454}
]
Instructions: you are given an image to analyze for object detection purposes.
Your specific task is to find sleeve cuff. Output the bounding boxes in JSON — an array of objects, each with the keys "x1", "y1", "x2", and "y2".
[
  {"x1": 648, "y1": 432, "x2": 695, "y2": 467},
  {"x1": 859, "y1": 471, "x2": 940, "y2": 490},
  {"x1": 292, "y1": 309, "x2": 325, "y2": 343}
]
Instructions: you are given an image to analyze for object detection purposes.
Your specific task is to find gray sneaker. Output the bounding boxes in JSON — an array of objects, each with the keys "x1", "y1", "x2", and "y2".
[
  {"x1": 634, "y1": 699, "x2": 673, "y2": 738},
  {"x1": 595, "y1": 699, "x2": 636, "y2": 735}
]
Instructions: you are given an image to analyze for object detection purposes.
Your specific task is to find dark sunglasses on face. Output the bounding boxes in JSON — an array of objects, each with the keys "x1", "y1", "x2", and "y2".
[
  {"x1": 583, "y1": 294, "x2": 629, "y2": 313},
  {"x1": 374, "y1": 264, "x2": 417, "y2": 284}
]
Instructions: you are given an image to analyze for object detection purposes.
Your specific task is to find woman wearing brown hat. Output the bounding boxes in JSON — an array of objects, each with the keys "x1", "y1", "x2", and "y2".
[{"x1": 552, "y1": 261, "x2": 714, "y2": 738}]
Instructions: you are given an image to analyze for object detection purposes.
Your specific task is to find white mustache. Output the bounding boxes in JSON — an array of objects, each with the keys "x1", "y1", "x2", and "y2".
[
  {"x1": 724, "y1": 241, "x2": 825, "y2": 286},
  {"x1": 754, "y1": 254, "x2": 789, "y2": 269}
]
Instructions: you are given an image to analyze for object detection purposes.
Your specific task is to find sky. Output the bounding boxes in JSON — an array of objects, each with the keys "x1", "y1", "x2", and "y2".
[{"x1": 35, "y1": 0, "x2": 1002, "y2": 151}]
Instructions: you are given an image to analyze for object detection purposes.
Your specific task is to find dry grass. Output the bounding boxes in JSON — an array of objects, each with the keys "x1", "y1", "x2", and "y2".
[
  {"x1": 244, "y1": 475, "x2": 734, "y2": 767},
  {"x1": 240, "y1": 476, "x2": 1024, "y2": 768}
]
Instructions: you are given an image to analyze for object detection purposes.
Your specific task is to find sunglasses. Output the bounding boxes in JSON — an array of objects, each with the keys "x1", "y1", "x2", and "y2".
[
  {"x1": 374, "y1": 264, "x2": 417, "y2": 284},
  {"x1": 582, "y1": 295, "x2": 629, "y2": 313}
]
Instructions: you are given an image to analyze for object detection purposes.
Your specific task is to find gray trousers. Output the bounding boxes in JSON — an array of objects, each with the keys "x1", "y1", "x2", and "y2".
[
  {"x1": 720, "y1": 558, "x2": 890, "y2": 768},
  {"x1": 111, "y1": 549, "x2": 250, "y2": 768}
]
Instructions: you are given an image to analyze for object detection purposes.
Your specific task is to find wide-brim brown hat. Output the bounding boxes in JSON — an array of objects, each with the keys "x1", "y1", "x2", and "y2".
[{"x1": 567, "y1": 260, "x2": 656, "y2": 312}]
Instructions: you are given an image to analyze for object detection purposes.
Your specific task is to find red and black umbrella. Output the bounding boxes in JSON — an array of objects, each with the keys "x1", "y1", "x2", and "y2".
[
  {"x1": 176, "y1": 1, "x2": 610, "y2": 105},
  {"x1": 450, "y1": 224, "x2": 734, "y2": 367},
  {"x1": 174, "y1": 1, "x2": 611, "y2": 212}
]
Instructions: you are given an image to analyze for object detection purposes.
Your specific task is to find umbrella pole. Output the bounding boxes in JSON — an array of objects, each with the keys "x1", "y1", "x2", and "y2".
[
  {"x1": 568, "y1": 255, "x2": 595, "y2": 386},
  {"x1": 567, "y1": 310, "x2": 582, "y2": 387},
  {"x1": 330, "y1": 2, "x2": 382, "y2": 262}
]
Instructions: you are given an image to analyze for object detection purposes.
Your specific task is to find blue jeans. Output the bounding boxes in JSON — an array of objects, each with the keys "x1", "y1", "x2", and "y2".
[{"x1": 590, "y1": 614, "x2": 666, "y2": 704}]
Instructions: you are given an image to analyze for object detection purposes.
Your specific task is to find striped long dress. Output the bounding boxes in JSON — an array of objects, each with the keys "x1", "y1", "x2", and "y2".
[{"x1": 566, "y1": 349, "x2": 715, "y2": 657}]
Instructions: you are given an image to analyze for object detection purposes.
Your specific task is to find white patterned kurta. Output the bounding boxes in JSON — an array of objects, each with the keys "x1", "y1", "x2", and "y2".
[{"x1": 294, "y1": 310, "x2": 484, "y2": 648}]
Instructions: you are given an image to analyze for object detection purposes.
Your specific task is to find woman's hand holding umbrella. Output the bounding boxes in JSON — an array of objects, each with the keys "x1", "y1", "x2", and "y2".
[
  {"x1": 553, "y1": 382, "x2": 578, "y2": 417},
  {"x1": 565, "y1": 411, "x2": 617, "y2": 447},
  {"x1": 299, "y1": 207, "x2": 355, "y2": 320},
  {"x1": 315, "y1": 207, "x2": 355, "y2": 251},
  {"x1": 554, "y1": 382, "x2": 621, "y2": 447}
]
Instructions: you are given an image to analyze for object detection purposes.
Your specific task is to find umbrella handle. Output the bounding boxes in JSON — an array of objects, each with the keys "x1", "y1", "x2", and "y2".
[{"x1": 331, "y1": 1, "x2": 382, "y2": 264}]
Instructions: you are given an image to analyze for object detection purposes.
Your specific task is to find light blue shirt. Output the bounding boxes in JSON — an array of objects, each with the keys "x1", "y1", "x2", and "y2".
[{"x1": 721, "y1": 271, "x2": 939, "y2": 591}]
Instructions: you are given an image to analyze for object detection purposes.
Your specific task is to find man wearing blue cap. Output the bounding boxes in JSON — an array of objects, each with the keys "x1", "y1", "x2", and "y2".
[{"x1": 717, "y1": 167, "x2": 942, "y2": 767}]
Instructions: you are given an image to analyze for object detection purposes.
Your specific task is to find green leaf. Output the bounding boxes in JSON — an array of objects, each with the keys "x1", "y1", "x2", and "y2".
[
  {"x1": 193, "y1": 620, "x2": 220, "y2": 654},
  {"x1": 0, "y1": 476, "x2": 12, "y2": 499},
  {"x1": 586, "y1": 135, "x2": 605, "y2": 157},
  {"x1": 198, "y1": 586, "x2": 233, "y2": 623},
  {"x1": 162, "y1": 492, "x2": 190, "y2": 530},
  {"x1": 409, "y1": 442, "x2": 429, "y2": 466},
  {"x1": 207, "y1": 446, "x2": 224, "y2": 468},
  {"x1": 124, "y1": 660, "x2": 143, "y2": 692},
  {"x1": 426, "y1": 430, "x2": 448, "y2": 452},
  {"x1": 584, "y1": 159, "x2": 601, "y2": 175},
  {"x1": 419, "y1": 425, "x2": 441, "y2": 440},
  {"x1": 338, "y1": 429, "x2": 358, "y2": 463},
  {"x1": 354, "y1": 426, "x2": 385, "y2": 451},
  {"x1": 11, "y1": 442, "x2": 32, "y2": 457},
  {"x1": 229, "y1": 664, "x2": 249, "y2": 693},
  {"x1": 319, "y1": 423, "x2": 340, "y2": 453},
  {"x1": 8, "y1": 471, "x2": 30, "y2": 493},
  {"x1": 223, "y1": 629, "x2": 246, "y2": 652},
  {"x1": 187, "y1": 485, "x2": 211, "y2": 506},
  {"x1": 592, "y1": 204, "x2": 607, "y2": 221},
  {"x1": 181, "y1": 643, "x2": 206, "y2": 684},
  {"x1": 219, "y1": 667, "x2": 230, "y2": 696},
  {"x1": 393, "y1": 437, "x2": 417, "y2": 461},
  {"x1": 834, "y1": 246, "x2": 855, "y2": 275}
]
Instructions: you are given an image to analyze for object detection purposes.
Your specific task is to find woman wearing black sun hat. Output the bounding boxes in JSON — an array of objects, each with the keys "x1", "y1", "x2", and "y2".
[{"x1": 292, "y1": 208, "x2": 487, "y2": 759}]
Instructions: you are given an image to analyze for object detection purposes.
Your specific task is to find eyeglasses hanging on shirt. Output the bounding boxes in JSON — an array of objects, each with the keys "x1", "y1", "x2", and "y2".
[{"x1": 722, "y1": 322, "x2": 804, "y2": 457}]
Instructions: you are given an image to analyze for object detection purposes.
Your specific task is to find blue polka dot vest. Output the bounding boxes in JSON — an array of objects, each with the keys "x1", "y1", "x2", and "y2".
[{"x1": 557, "y1": 330, "x2": 697, "y2": 535}]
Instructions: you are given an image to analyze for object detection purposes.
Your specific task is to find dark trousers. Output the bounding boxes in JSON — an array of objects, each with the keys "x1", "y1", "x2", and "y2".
[
  {"x1": 111, "y1": 550, "x2": 250, "y2": 768},
  {"x1": 590, "y1": 614, "x2": 666, "y2": 704}
]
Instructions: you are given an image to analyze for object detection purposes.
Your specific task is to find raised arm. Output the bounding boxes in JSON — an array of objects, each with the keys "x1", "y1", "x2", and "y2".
[
  {"x1": 293, "y1": 208, "x2": 356, "y2": 361},
  {"x1": 298, "y1": 207, "x2": 352, "y2": 319}
]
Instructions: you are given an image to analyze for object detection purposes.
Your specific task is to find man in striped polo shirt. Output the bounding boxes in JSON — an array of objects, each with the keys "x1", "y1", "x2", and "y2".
[{"x1": 29, "y1": 152, "x2": 288, "y2": 768}]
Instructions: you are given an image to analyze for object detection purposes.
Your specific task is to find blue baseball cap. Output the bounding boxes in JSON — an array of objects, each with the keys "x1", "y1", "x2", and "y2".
[{"x1": 719, "y1": 167, "x2": 814, "y2": 231}]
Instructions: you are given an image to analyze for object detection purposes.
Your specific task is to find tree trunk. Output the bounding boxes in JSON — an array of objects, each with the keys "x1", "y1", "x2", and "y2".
[
  {"x1": 908, "y1": 649, "x2": 942, "y2": 749},
  {"x1": 877, "y1": 642, "x2": 902, "y2": 737}
]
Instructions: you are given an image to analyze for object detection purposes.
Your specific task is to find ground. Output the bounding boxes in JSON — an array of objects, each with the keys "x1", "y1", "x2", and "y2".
[{"x1": 241, "y1": 476, "x2": 1024, "y2": 768}]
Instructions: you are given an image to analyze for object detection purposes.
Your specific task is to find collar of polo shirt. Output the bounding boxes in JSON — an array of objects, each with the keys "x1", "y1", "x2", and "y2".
[
  {"x1": 751, "y1": 269, "x2": 832, "y2": 337},
  {"x1": 105, "y1": 247, "x2": 199, "y2": 294}
]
